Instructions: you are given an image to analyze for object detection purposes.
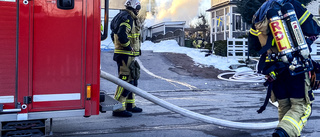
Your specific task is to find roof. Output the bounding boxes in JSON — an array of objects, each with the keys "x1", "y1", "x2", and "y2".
[
  {"x1": 150, "y1": 21, "x2": 186, "y2": 29},
  {"x1": 206, "y1": 1, "x2": 238, "y2": 12}
]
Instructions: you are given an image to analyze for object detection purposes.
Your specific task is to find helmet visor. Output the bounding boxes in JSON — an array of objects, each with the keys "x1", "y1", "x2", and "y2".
[{"x1": 135, "y1": 4, "x2": 141, "y2": 10}]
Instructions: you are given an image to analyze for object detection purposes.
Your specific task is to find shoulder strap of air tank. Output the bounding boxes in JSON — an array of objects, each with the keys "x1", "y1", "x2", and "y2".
[
  {"x1": 257, "y1": 82, "x2": 273, "y2": 114},
  {"x1": 259, "y1": 34, "x2": 274, "y2": 55},
  {"x1": 257, "y1": 34, "x2": 274, "y2": 73}
]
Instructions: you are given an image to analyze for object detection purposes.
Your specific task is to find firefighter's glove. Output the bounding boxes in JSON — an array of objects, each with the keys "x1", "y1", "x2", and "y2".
[
  {"x1": 129, "y1": 60, "x2": 140, "y2": 80},
  {"x1": 270, "y1": 53, "x2": 278, "y2": 61},
  {"x1": 309, "y1": 36, "x2": 318, "y2": 41},
  {"x1": 266, "y1": 71, "x2": 277, "y2": 82},
  {"x1": 124, "y1": 45, "x2": 133, "y2": 52}
]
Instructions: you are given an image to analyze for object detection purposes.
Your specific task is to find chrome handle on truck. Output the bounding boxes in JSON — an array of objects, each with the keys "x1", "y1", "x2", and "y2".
[
  {"x1": 1, "y1": 108, "x2": 22, "y2": 113},
  {"x1": 0, "y1": 104, "x2": 21, "y2": 113}
]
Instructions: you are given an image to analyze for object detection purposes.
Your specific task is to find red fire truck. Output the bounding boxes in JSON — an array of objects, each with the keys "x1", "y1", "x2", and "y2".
[{"x1": 0, "y1": 0, "x2": 119, "y2": 136}]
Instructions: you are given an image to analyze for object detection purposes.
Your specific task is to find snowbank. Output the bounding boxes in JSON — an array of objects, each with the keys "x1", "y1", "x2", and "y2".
[{"x1": 141, "y1": 40, "x2": 250, "y2": 71}]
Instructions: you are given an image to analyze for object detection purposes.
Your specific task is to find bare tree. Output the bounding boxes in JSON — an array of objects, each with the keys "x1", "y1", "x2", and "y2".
[{"x1": 192, "y1": 13, "x2": 209, "y2": 40}]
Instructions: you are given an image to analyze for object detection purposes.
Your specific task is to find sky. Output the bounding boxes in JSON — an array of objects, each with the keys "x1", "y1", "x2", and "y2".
[
  {"x1": 144, "y1": 0, "x2": 211, "y2": 27},
  {"x1": 101, "y1": 40, "x2": 251, "y2": 72}
]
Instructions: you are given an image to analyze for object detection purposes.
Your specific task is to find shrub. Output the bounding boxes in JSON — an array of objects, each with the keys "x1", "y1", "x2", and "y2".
[
  {"x1": 204, "y1": 43, "x2": 212, "y2": 50},
  {"x1": 213, "y1": 40, "x2": 227, "y2": 57}
]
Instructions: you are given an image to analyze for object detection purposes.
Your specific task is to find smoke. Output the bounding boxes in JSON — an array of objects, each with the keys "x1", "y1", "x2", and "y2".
[
  {"x1": 106, "y1": 0, "x2": 211, "y2": 27},
  {"x1": 144, "y1": 0, "x2": 211, "y2": 27},
  {"x1": 109, "y1": 0, "x2": 127, "y2": 9},
  {"x1": 157, "y1": 0, "x2": 201, "y2": 21}
]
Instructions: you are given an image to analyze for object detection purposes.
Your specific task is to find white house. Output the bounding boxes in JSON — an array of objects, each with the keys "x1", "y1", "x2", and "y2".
[
  {"x1": 207, "y1": 0, "x2": 249, "y2": 42},
  {"x1": 207, "y1": 0, "x2": 320, "y2": 43}
]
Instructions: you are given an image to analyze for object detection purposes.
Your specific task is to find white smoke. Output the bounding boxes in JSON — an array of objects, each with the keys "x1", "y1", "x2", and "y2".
[{"x1": 144, "y1": 0, "x2": 211, "y2": 27}]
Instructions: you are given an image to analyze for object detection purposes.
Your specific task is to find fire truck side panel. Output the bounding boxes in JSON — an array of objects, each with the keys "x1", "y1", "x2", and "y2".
[
  {"x1": 0, "y1": 0, "x2": 101, "y2": 121},
  {"x1": 84, "y1": 0, "x2": 93, "y2": 117},
  {"x1": 30, "y1": 0, "x2": 85, "y2": 111},
  {"x1": 84, "y1": 0, "x2": 101, "y2": 116},
  {"x1": 92, "y1": 0, "x2": 102, "y2": 115},
  {"x1": 17, "y1": 0, "x2": 31, "y2": 115},
  {"x1": 87, "y1": 0, "x2": 101, "y2": 115},
  {"x1": 0, "y1": 1, "x2": 17, "y2": 110}
]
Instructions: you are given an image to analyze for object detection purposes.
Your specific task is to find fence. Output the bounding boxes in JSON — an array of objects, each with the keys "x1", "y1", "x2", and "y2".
[
  {"x1": 311, "y1": 39, "x2": 320, "y2": 56},
  {"x1": 227, "y1": 37, "x2": 320, "y2": 61},
  {"x1": 227, "y1": 38, "x2": 248, "y2": 60}
]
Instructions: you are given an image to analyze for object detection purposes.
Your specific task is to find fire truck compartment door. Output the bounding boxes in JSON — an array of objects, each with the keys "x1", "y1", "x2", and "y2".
[
  {"x1": 31, "y1": 0, "x2": 84, "y2": 111},
  {"x1": 0, "y1": 1, "x2": 18, "y2": 110}
]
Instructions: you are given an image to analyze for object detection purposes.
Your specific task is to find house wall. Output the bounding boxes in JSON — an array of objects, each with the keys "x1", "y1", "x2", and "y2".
[
  {"x1": 209, "y1": 1, "x2": 248, "y2": 42},
  {"x1": 208, "y1": 0, "x2": 320, "y2": 42}
]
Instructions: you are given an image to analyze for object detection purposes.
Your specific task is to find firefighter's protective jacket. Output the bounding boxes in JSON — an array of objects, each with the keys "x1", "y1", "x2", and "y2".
[
  {"x1": 193, "y1": 38, "x2": 204, "y2": 48},
  {"x1": 111, "y1": 9, "x2": 141, "y2": 57}
]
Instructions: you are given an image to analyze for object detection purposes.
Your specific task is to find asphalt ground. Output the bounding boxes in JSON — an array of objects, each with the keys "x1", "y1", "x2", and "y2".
[{"x1": 49, "y1": 51, "x2": 320, "y2": 137}]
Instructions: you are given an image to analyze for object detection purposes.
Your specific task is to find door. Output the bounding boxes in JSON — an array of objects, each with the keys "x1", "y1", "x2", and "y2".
[
  {"x1": 0, "y1": 0, "x2": 18, "y2": 110},
  {"x1": 31, "y1": 0, "x2": 85, "y2": 111}
]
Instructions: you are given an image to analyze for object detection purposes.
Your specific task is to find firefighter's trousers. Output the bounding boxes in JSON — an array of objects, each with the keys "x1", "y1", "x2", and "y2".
[
  {"x1": 273, "y1": 71, "x2": 313, "y2": 137},
  {"x1": 114, "y1": 56, "x2": 137, "y2": 112},
  {"x1": 277, "y1": 98, "x2": 311, "y2": 137}
]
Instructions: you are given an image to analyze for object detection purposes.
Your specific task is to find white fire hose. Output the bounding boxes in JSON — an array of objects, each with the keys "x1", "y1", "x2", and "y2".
[
  {"x1": 217, "y1": 70, "x2": 320, "y2": 94},
  {"x1": 100, "y1": 70, "x2": 278, "y2": 130},
  {"x1": 217, "y1": 70, "x2": 266, "y2": 83}
]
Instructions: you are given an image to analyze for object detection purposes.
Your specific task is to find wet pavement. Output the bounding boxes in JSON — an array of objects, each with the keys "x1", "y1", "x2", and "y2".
[{"x1": 49, "y1": 51, "x2": 320, "y2": 137}]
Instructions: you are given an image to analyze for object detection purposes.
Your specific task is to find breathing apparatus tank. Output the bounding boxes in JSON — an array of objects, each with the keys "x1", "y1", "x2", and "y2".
[
  {"x1": 267, "y1": 7, "x2": 294, "y2": 63},
  {"x1": 281, "y1": 3, "x2": 311, "y2": 59},
  {"x1": 267, "y1": 3, "x2": 313, "y2": 75}
]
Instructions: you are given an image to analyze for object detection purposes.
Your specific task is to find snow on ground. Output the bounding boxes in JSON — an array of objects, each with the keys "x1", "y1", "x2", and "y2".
[
  {"x1": 101, "y1": 39, "x2": 114, "y2": 51},
  {"x1": 141, "y1": 40, "x2": 251, "y2": 71},
  {"x1": 102, "y1": 39, "x2": 251, "y2": 71}
]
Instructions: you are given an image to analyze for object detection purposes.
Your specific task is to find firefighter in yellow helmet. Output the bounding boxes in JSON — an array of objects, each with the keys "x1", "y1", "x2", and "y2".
[
  {"x1": 249, "y1": 0, "x2": 319, "y2": 136},
  {"x1": 110, "y1": 0, "x2": 142, "y2": 117}
]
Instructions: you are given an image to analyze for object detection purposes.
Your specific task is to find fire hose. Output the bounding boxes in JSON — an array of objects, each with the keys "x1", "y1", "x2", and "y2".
[
  {"x1": 100, "y1": 70, "x2": 278, "y2": 130},
  {"x1": 217, "y1": 70, "x2": 266, "y2": 83},
  {"x1": 217, "y1": 70, "x2": 320, "y2": 94}
]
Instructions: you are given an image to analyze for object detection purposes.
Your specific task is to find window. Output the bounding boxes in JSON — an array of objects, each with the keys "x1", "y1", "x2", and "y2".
[
  {"x1": 246, "y1": 23, "x2": 251, "y2": 31},
  {"x1": 224, "y1": 7, "x2": 229, "y2": 31},
  {"x1": 217, "y1": 19, "x2": 221, "y2": 32},
  {"x1": 221, "y1": 16, "x2": 224, "y2": 31},
  {"x1": 226, "y1": 7, "x2": 229, "y2": 14},
  {"x1": 216, "y1": 16, "x2": 223, "y2": 32},
  {"x1": 234, "y1": 15, "x2": 241, "y2": 31},
  {"x1": 212, "y1": 18, "x2": 215, "y2": 32},
  {"x1": 212, "y1": 12, "x2": 215, "y2": 32},
  {"x1": 216, "y1": 9, "x2": 224, "y2": 32},
  {"x1": 226, "y1": 15, "x2": 229, "y2": 31}
]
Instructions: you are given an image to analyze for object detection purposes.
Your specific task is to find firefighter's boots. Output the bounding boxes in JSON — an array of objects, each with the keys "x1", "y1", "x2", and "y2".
[{"x1": 112, "y1": 111, "x2": 132, "y2": 117}]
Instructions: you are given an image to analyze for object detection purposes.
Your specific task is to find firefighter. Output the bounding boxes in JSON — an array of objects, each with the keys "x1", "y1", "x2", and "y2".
[
  {"x1": 110, "y1": 0, "x2": 143, "y2": 117},
  {"x1": 101, "y1": 24, "x2": 103, "y2": 35},
  {"x1": 193, "y1": 34, "x2": 206, "y2": 49},
  {"x1": 248, "y1": 0, "x2": 319, "y2": 136}
]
